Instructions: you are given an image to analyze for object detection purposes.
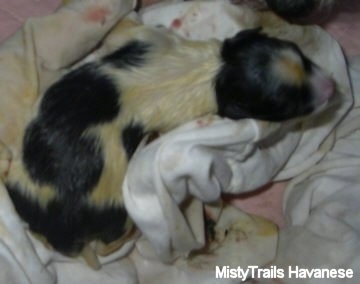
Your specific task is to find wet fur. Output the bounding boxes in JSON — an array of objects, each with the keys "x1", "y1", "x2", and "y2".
[{"x1": 4, "y1": 21, "x2": 330, "y2": 267}]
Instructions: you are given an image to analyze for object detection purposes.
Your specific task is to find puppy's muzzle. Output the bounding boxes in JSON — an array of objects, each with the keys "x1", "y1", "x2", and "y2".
[{"x1": 310, "y1": 67, "x2": 336, "y2": 108}]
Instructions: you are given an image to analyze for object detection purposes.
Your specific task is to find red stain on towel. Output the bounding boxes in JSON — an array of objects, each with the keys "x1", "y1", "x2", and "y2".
[
  {"x1": 196, "y1": 116, "x2": 215, "y2": 127},
  {"x1": 171, "y1": 18, "x2": 182, "y2": 29},
  {"x1": 83, "y1": 6, "x2": 110, "y2": 24}
]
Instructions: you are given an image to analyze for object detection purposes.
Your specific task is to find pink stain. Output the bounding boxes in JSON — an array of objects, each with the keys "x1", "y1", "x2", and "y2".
[
  {"x1": 83, "y1": 6, "x2": 110, "y2": 24},
  {"x1": 196, "y1": 117, "x2": 214, "y2": 128},
  {"x1": 171, "y1": 18, "x2": 182, "y2": 29},
  {"x1": 196, "y1": 119, "x2": 207, "y2": 127}
]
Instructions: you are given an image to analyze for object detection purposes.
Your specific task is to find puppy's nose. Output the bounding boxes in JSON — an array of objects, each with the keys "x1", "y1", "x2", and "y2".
[
  {"x1": 319, "y1": 77, "x2": 336, "y2": 101},
  {"x1": 311, "y1": 69, "x2": 336, "y2": 106},
  {"x1": 318, "y1": 77, "x2": 336, "y2": 103}
]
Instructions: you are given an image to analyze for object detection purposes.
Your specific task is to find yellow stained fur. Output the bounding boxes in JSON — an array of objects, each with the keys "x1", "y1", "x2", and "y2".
[
  {"x1": 87, "y1": 123, "x2": 128, "y2": 206},
  {"x1": 6, "y1": 160, "x2": 56, "y2": 208},
  {"x1": 105, "y1": 28, "x2": 221, "y2": 132},
  {"x1": 272, "y1": 49, "x2": 306, "y2": 86}
]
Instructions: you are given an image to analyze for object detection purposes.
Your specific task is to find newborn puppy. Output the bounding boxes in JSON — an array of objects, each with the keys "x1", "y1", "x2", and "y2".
[
  {"x1": 4, "y1": 23, "x2": 335, "y2": 268},
  {"x1": 231, "y1": 0, "x2": 335, "y2": 20},
  {"x1": 264, "y1": 0, "x2": 335, "y2": 19}
]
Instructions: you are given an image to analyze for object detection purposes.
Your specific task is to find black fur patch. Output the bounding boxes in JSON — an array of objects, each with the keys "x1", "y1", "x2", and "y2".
[
  {"x1": 6, "y1": 183, "x2": 128, "y2": 255},
  {"x1": 23, "y1": 120, "x2": 104, "y2": 193},
  {"x1": 22, "y1": 60, "x2": 123, "y2": 190},
  {"x1": 102, "y1": 40, "x2": 151, "y2": 69},
  {"x1": 39, "y1": 63, "x2": 120, "y2": 134},
  {"x1": 121, "y1": 123, "x2": 145, "y2": 159}
]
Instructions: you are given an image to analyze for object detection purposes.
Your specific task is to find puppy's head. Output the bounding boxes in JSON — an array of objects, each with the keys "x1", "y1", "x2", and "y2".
[{"x1": 215, "y1": 28, "x2": 335, "y2": 122}]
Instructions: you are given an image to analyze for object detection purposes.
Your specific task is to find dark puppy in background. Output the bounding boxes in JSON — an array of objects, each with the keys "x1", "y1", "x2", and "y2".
[
  {"x1": 265, "y1": 0, "x2": 335, "y2": 18},
  {"x1": 4, "y1": 20, "x2": 335, "y2": 268},
  {"x1": 232, "y1": 0, "x2": 335, "y2": 20}
]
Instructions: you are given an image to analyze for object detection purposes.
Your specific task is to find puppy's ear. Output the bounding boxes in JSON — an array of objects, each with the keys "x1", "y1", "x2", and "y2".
[{"x1": 221, "y1": 27, "x2": 263, "y2": 63}]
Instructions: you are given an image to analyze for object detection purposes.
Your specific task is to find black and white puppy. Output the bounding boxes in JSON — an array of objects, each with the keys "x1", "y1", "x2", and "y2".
[{"x1": 4, "y1": 21, "x2": 335, "y2": 267}]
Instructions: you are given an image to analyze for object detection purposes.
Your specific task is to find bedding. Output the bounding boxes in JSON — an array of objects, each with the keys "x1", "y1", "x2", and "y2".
[{"x1": 0, "y1": 0, "x2": 359, "y2": 283}]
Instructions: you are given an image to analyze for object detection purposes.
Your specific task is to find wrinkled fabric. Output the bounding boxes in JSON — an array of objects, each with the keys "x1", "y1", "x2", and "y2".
[
  {"x1": 124, "y1": 118, "x2": 285, "y2": 262},
  {"x1": 270, "y1": 56, "x2": 360, "y2": 284}
]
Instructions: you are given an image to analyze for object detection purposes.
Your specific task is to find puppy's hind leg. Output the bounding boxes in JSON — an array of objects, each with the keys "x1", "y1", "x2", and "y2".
[
  {"x1": 81, "y1": 244, "x2": 101, "y2": 270},
  {"x1": 95, "y1": 219, "x2": 139, "y2": 256}
]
